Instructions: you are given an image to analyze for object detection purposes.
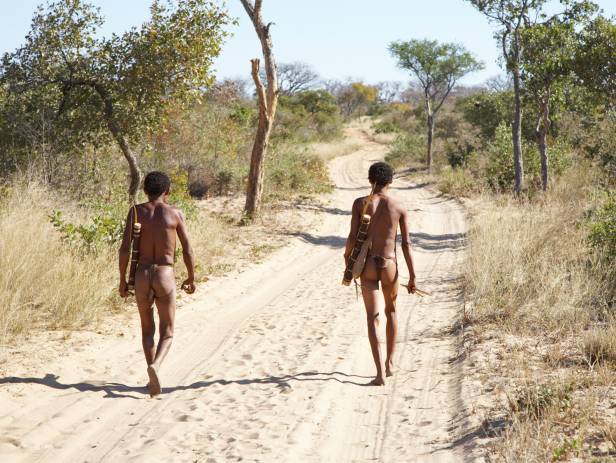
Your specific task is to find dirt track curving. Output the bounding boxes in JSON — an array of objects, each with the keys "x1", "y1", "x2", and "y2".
[{"x1": 0, "y1": 126, "x2": 468, "y2": 462}]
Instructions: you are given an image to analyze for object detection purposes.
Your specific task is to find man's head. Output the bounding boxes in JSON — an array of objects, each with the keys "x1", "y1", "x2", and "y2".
[
  {"x1": 368, "y1": 162, "x2": 394, "y2": 187},
  {"x1": 144, "y1": 171, "x2": 171, "y2": 199}
]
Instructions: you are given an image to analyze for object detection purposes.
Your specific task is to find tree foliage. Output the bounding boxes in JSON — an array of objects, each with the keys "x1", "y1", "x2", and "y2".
[
  {"x1": 575, "y1": 15, "x2": 616, "y2": 111},
  {"x1": 1, "y1": 0, "x2": 231, "y2": 201},
  {"x1": 388, "y1": 38, "x2": 483, "y2": 169}
]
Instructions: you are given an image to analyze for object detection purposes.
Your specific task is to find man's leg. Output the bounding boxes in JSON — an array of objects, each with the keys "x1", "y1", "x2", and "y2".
[
  {"x1": 135, "y1": 267, "x2": 156, "y2": 366},
  {"x1": 383, "y1": 281, "x2": 398, "y2": 376},
  {"x1": 382, "y1": 267, "x2": 399, "y2": 377},
  {"x1": 147, "y1": 266, "x2": 176, "y2": 396},
  {"x1": 361, "y1": 259, "x2": 384, "y2": 386}
]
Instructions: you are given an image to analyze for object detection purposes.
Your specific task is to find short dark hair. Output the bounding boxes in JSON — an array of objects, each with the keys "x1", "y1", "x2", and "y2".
[
  {"x1": 368, "y1": 162, "x2": 394, "y2": 187},
  {"x1": 143, "y1": 171, "x2": 171, "y2": 198}
]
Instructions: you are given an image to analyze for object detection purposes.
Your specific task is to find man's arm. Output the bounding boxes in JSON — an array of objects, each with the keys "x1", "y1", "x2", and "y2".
[
  {"x1": 118, "y1": 209, "x2": 133, "y2": 297},
  {"x1": 176, "y1": 210, "x2": 196, "y2": 294},
  {"x1": 344, "y1": 198, "x2": 362, "y2": 263},
  {"x1": 399, "y1": 207, "x2": 417, "y2": 293}
]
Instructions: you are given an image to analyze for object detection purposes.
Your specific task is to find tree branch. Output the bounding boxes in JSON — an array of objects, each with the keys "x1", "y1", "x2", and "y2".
[{"x1": 251, "y1": 58, "x2": 268, "y2": 119}]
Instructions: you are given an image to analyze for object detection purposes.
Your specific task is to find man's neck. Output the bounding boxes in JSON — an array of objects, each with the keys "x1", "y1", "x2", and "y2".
[
  {"x1": 374, "y1": 185, "x2": 389, "y2": 195},
  {"x1": 147, "y1": 196, "x2": 166, "y2": 205}
]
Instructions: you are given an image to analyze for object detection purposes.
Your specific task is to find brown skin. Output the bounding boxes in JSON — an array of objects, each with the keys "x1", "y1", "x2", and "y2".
[
  {"x1": 118, "y1": 188, "x2": 195, "y2": 395},
  {"x1": 344, "y1": 183, "x2": 416, "y2": 386}
]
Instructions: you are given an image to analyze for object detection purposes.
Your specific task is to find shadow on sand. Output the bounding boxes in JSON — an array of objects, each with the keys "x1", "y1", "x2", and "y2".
[{"x1": 0, "y1": 371, "x2": 374, "y2": 399}]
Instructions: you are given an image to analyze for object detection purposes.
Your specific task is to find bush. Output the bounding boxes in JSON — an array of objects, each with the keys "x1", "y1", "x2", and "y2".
[
  {"x1": 586, "y1": 189, "x2": 616, "y2": 261},
  {"x1": 510, "y1": 381, "x2": 573, "y2": 420},
  {"x1": 385, "y1": 132, "x2": 426, "y2": 169},
  {"x1": 372, "y1": 119, "x2": 400, "y2": 134},
  {"x1": 49, "y1": 209, "x2": 124, "y2": 254},
  {"x1": 275, "y1": 90, "x2": 343, "y2": 142},
  {"x1": 437, "y1": 167, "x2": 480, "y2": 197},
  {"x1": 265, "y1": 146, "x2": 332, "y2": 197},
  {"x1": 0, "y1": 183, "x2": 116, "y2": 340},
  {"x1": 465, "y1": 170, "x2": 610, "y2": 333},
  {"x1": 484, "y1": 123, "x2": 572, "y2": 192}
]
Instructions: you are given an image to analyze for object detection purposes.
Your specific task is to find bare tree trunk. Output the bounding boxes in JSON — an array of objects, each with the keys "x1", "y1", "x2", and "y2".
[
  {"x1": 536, "y1": 97, "x2": 550, "y2": 192},
  {"x1": 512, "y1": 67, "x2": 524, "y2": 195},
  {"x1": 240, "y1": 0, "x2": 278, "y2": 219},
  {"x1": 244, "y1": 59, "x2": 273, "y2": 216},
  {"x1": 426, "y1": 113, "x2": 434, "y2": 171},
  {"x1": 94, "y1": 83, "x2": 142, "y2": 204},
  {"x1": 109, "y1": 122, "x2": 142, "y2": 203}
]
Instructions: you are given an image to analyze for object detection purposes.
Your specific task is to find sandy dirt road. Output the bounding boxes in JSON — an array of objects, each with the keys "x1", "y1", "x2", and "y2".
[{"x1": 0, "y1": 127, "x2": 468, "y2": 462}]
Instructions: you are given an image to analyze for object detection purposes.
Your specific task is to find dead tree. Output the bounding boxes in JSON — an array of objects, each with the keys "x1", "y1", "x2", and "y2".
[{"x1": 240, "y1": 0, "x2": 278, "y2": 219}]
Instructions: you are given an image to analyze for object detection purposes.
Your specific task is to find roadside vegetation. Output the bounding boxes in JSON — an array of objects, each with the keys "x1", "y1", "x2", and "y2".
[
  {"x1": 382, "y1": 2, "x2": 615, "y2": 460},
  {"x1": 0, "y1": 0, "x2": 382, "y2": 344}
]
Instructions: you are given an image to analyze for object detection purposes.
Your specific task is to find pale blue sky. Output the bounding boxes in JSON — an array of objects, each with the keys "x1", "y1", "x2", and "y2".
[{"x1": 1, "y1": 1, "x2": 614, "y2": 86}]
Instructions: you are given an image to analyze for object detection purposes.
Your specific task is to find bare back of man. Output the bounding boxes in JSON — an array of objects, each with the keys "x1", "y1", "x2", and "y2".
[
  {"x1": 344, "y1": 162, "x2": 416, "y2": 386},
  {"x1": 119, "y1": 172, "x2": 195, "y2": 397}
]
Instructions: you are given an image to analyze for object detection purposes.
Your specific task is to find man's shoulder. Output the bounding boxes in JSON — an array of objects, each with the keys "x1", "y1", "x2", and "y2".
[
  {"x1": 384, "y1": 195, "x2": 406, "y2": 214},
  {"x1": 352, "y1": 195, "x2": 370, "y2": 210}
]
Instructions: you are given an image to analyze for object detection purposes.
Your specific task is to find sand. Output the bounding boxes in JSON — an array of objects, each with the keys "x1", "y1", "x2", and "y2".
[{"x1": 0, "y1": 126, "x2": 470, "y2": 462}]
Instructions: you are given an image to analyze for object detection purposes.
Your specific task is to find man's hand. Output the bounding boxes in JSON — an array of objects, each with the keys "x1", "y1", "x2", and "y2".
[
  {"x1": 119, "y1": 280, "x2": 129, "y2": 298},
  {"x1": 406, "y1": 277, "x2": 417, "y2": 294},
  {"x1": 181, "y1": 278, "x2": 196, "y2": 294}
]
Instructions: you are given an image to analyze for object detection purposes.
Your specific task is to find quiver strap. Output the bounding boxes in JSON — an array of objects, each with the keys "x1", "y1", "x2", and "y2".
[{"x1": 127, "y1": 205, "x2": 141, "y2": 292}]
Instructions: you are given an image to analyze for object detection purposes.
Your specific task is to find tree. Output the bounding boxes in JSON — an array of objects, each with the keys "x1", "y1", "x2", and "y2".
[
  {"x1": 240, "y1": 0, "x2": 278, "y2": 219},
  {"x1": 273, "y1": 62, "x2": 319, "y2": 96},
  {"x1": 575, "y1": 15, "x2": 616, "y2": 112},
  {"x1": 389, "y1": 39, "x2": 483, "y2": 170},
  {"x1": 520, "y1": 20, "x2": 584, "y2": 191},
  {"x1": 338, "y1": 82, "x2": 378, "y2": 118},
  {"x1": 1, "y1": 0, "x2": 230, "y2": 203},
  {"x1": 376, "y1": 81, "x2": 403, "y2": 104},
  {"x1": 465, "y1": 0, "x2": 596, "y2": 195}
]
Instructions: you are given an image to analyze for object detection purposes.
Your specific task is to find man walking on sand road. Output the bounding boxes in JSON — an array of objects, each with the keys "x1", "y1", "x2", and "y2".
[
  {"x1": 119, "y1": 171, "x2": 196, "y2": 397},
  {"x1": 344, "y1": 162, "x2": 417, "y2": 386}
]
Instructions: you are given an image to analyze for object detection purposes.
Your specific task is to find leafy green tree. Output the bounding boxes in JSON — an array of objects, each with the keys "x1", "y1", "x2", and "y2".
[
  {"x1": 389, "y1": 39, "x2": 483, "y2": 170},
  {"x1": 465, "y1": 0, "x2": 597, "y2": 194},
  {"x1": 520, "y1": 19, "x2": 587, "y2": 191},
  {"x1": 459, "y1": 90, "x2": 514, "y2": 140},
  {"x1": 575, "y1": 15, "x2": 616, "y2": 111},
  {"x1": 336, "y1": 82, "x2": 378, "y2": 118},
  {"x1": 1, "y1": 0, "x2": 230, "y2": 203}
]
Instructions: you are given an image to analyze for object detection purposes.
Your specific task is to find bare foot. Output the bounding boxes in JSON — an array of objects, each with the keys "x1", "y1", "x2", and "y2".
[
  {"x1": 369, "y1": 376, "x2": 385, "y2": 386},
  {"x1": 147, "y1": 365, "x2": 161, "y2": 397},
  {"x1": 386, "y1": 360, "x2": 394, "y2": 377}
]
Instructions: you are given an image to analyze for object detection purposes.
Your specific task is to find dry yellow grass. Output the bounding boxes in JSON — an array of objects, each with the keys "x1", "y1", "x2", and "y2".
[
  {"x1": 0, "y1": 181, "x2": 241, "y2": 347},
  {"x1": 458, "y1": 166, "x2": 616, "y2": 460},
  {"x1": 0, "y1": 183, "x2": 116, "y2": 343},
  {"x1": 307, "y1": 117, "x2": 388, "y2": 161},
  {"x1": 307, "y1": 137, "x2": 363, "y2": 161},
  {"x1": 583, "y1": 323, "x2": 616, "y2": 366},
  {"x1": 466, "y1": 168, "x2": 609, "y2": 335}
]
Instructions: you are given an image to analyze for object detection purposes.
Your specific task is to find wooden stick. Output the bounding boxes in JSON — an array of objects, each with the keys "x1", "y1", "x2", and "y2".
[{"x1": 400, "y1": 285, "x2": 431, "y2": 297}]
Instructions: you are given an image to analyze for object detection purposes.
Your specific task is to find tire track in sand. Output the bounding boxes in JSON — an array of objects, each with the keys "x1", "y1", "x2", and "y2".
[{"x1": 0, "y1": 125, "x2": 468, "y2": 463}]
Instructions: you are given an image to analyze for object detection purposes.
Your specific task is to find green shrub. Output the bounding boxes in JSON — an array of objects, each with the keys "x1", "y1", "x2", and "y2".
[
  {"x1": 484, "y1": 123, "x2": 573, "y2": 192},
  {"x1": 385, "y1": 132, "x2": 426, "y2": 169},
  {"x1": 510, "y1": 381, "x2": 574, "y2": 420},
  {"x1": 437, "y1": 167, "x2": 480, "y2": 197},
  {"x1": 587, "y1": 190, "x2": 616, "y2": 261},
  {"x1": 266, "y1": 146, "x2": 332, "y2": 197},
  {"x1": 49, "y1": 208, "x2": 124, "y2": 254},
  {"x1": 372, "y1": 119, "x2": 400, "y2": 134}
]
